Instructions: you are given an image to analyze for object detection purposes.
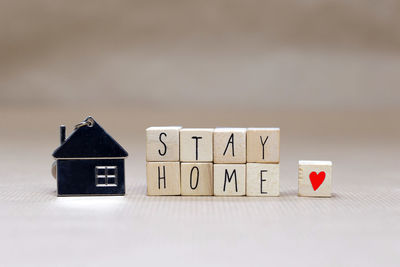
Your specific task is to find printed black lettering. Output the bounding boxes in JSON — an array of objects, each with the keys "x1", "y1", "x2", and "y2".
[
  {"x1": 192, "y1": 136, "x2": 203, "y2": 160},
  {"x1": 260, "y1": 136, "x2": 269, "y2": 160},
  {"x1": 158, "y1": 132, "x2": 167, "y2": 156},
  {"x1": 260, "y1": 170, "x2": 268, "y2": 194},
  {"x1": 158, "y1": 165, "x2": 166, "y2": 189},
  {"x1": 224, "y1": 169, "x2": 238, "y2": 192},
  {"x1": 223, "y1": 133, "x2": 235, "y2": 157},
  {"x1": 190, "y1": 166, "x2": 200, "y2": 190}
]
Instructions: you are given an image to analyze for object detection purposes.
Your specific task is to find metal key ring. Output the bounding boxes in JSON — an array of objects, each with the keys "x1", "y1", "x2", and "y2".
[{"x1": 74, "y1": 116, "x2": 94, "y2": 129}]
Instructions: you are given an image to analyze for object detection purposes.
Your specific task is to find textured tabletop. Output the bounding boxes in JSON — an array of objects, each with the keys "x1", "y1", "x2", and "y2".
[{"x1": 0, "y1": 107, "x2": 399, "y2": 267}]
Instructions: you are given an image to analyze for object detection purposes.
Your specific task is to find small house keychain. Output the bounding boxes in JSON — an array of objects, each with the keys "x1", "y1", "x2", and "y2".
[{"x1": 52, "y1": 116, "x2": 128, "y2": 196}]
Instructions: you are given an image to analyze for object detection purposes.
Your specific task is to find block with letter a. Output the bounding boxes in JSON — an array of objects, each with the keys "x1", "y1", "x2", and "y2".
[{"x1": 214, "y1": 128, "x2": 246, "y2": 164}]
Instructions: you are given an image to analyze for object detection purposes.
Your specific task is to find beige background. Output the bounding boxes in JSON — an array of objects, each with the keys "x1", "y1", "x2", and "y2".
[{"x1": 0, "y1": 1, "x2": 399, "y2": 266}]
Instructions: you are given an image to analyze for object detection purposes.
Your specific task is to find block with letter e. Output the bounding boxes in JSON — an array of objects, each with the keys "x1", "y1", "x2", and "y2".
[
  {"x1": 246, "y1": 128, "x2": 280, "y2": 197},
  {"x1": 246, "y1": 163, "x2": 279, "y2": 196}
]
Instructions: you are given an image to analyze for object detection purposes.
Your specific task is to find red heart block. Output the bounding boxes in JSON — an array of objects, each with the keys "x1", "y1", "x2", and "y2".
[{"x1": 309, "y1": 171, "x2": 326, "y2": 191}]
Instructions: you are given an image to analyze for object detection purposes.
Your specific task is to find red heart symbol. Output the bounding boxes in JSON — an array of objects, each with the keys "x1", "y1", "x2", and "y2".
[{"x1": 309, "y1": 171, "x2": 325, "y2": 191}]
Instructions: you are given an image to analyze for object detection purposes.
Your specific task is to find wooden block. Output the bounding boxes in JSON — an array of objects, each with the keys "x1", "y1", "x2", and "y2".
[
  {"x1": 213, "y1": 164, "x2": 246, "y2": 196},
  {"x1": 146, "y1": 126, "x2": 182, "y2": 162},
  {"x1": 298, "y1": 160, "x2": 332, "y2": 197},
  {"x1": 146, "y1": 162, "x2": 180, "y2": 195},
  {"x1": 247, "y1": 128, "x2": 280, "y2": 163},
  {"x1": 246, "y1": 163, "x2": 279, "y2": 196},
  {"x1": 181, "y1": 163, "x2": 213, "y2": 196},
  {"x1": 214, "y1": 128, "x2": 246, "y2": 163},
  {"x1": 180, "y1": 128, "x2": 214, "y2": 162}
]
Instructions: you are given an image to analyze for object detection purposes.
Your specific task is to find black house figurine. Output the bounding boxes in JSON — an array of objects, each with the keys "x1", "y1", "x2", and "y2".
[{"x1": 52, "y1": 116, "x2": 128, "y2": 196}]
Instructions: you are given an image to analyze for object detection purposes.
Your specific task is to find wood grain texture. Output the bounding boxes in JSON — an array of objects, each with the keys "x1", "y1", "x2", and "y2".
[
  {"x1": 298, "y1": 160, "x2": 332, "y2": 197},
  {"x1": 146, "y1": 126, "x2": 182, "y2": 162},
  {"x1": 147, "y1": 162, "x2": 181, "y2": 195},
  {"x1": 247, "y1": 128, "x2": 280, "y2": 163},
  {"x1": 213, "y1": 164, "x2": 246, "y2": 196},
  {"x1": 181, "y1": 163, "x2": 213, "y2": 196},
  {"x1": 246, "y1": 163, "x2": 279, "y2": 196},
  {"x1": 213, "y1": 128, "x2": 246, "y2": 163},
  {"x1": 180, "y1": 128, "x2": 213, "y2": 162}
]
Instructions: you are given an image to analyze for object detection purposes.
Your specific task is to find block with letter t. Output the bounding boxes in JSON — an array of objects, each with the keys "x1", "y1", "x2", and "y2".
[{"x1": 180, "y1": 128, "x2": 214, "y2": 162}]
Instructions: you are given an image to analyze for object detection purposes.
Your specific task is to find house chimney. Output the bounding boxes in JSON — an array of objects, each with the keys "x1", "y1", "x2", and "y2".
[{"x1": 60, "y1": 125, "x2": 66, "y2": 145}]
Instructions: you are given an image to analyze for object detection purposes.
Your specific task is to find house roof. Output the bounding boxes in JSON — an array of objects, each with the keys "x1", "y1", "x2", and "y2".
[{"x1": 53, "y1": 117, "x2": 128, "y2": 158}]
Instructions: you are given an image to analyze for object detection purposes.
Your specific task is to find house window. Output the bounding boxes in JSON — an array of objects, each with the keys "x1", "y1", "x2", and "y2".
[{"x1": 95, "y1": 166, "x2": 118, "y2": 187}]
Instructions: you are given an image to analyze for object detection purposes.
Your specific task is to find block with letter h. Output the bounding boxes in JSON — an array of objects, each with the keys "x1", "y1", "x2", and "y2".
[
  {"x1": 146, "y1": 127, "x2": 182, "y2": 195},
  {"x1": 146, "y1": 126, "x2": 280, "y2": 197}
]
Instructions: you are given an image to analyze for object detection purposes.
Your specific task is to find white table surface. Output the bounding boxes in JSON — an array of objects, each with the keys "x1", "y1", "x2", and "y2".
[{"x1": 0, "y1": 107, "x2": 399, "y2": 267}]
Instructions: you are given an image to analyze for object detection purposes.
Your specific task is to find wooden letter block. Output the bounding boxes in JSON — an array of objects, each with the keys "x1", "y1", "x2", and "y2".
[
  {"x1": 246, "y1": 163, "x2": 279, "y2": 196},
  {"x1": 214, "y1": 164, "x2": 246, "y2": 196},
  {"x1": 298, "y1": 160, "x2": 332, "y2": 197},
  {"x1": 146, "y1": 126, "x2": 182, "y2": 162},
  {"x1": 147, "y1": 162, "x2": 180, "y2": 195},
  {"x1": 214, "y1": 128, "x2": 246, "y2": 163},
  {"x1": 181, "y1": 163, "x2": 213, "y2": 196},
  {"x1": 247, "y1": 128, "x2": 280, "y2": 163},
  {"x1": 180, "y1": 128, "x2": 214, "y2": 162}
]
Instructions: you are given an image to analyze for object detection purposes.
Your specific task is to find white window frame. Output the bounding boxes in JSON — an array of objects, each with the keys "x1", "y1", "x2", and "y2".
[{"x1": 95, "y1": 166, "x2": 118, "y2": 187}]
